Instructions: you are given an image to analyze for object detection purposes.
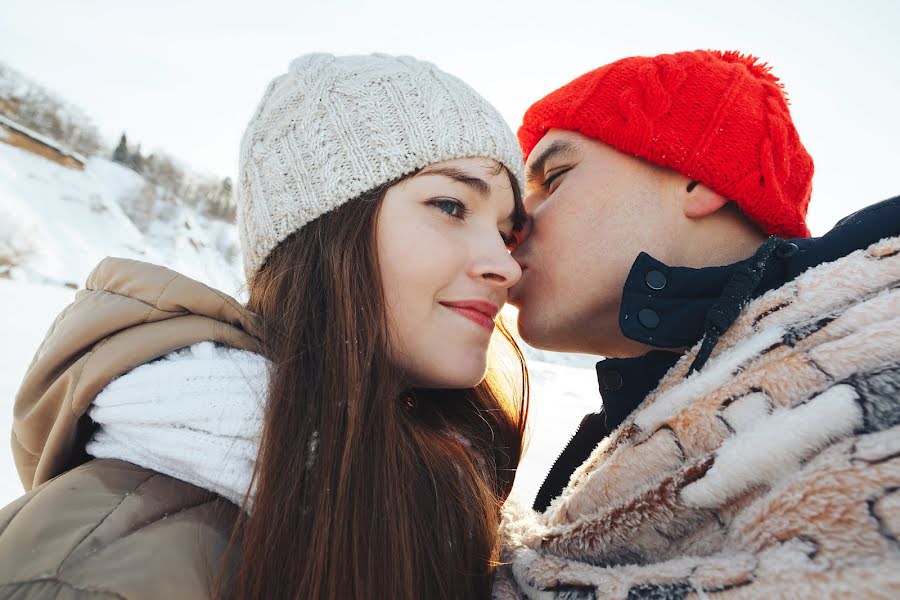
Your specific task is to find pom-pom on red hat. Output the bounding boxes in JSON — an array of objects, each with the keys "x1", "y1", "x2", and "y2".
[{"x1": 518, "y1": 50, "x2": 814, "y2": 238}]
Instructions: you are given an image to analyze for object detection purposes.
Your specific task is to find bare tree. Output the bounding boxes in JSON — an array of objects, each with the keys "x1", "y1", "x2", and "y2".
[
  {"x1": 0, "y1": 62, "x2": 106, "y2": 157},
  {"x1": 119, "y1": 182, "x2": 159, "y2": 232}
]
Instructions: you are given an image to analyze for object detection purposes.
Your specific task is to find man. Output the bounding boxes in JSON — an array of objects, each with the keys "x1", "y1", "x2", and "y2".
[{"x1": 496, "y1": 50, "x2": 900, "y2": 598}]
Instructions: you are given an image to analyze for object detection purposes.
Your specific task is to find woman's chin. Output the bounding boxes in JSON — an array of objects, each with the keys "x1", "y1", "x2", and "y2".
[{"x1": 417, "y1": 359, "x2": 488, "y2": 389}]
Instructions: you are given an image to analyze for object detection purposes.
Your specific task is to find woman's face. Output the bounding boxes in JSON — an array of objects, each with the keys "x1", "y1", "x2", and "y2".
[{"x1": 376, "y1": 157, "x2": 522, "y2": 388}]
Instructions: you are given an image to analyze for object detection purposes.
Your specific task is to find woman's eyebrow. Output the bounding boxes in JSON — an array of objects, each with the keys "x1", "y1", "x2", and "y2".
[
  {"x1": 416, "y1": 166, "x2": 490, "y2": 197},
  {"x1": 415, "y1": 166, "x2": 522, "y2": 227},
  {"x1": 525, "y1": 140, "x2": 579, "y2": 185}
]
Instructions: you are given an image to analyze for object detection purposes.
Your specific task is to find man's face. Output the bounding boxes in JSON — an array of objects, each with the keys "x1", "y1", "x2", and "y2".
[{"x1": 510, "y1": 130, "x2": 678, "y2": 357}]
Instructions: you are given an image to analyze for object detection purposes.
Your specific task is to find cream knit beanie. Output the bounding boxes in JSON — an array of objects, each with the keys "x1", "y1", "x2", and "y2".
[{"x1": 237, "y1": 53, "x2": 524, "y2": 280}]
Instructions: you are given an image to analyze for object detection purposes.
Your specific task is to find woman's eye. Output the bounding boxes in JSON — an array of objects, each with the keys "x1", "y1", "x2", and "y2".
[
  {"x1": 429, "y1": 198, "x2": 469, "y2": 219},
  {"x1": 543, "y1": 168, "x2": 570, "y2": 192}
]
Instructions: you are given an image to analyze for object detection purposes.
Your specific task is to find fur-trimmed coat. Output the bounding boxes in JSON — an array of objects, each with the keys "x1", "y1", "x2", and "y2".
[{"x1": 495, "y1": 235, "x2": 900, "y2": 599}]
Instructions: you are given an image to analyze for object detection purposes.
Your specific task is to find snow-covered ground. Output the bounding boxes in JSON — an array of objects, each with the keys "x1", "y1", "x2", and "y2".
[
  {"x1": 0, "y1": 279, "x2": 74, "y2": 504},
  {"x1": 512, "y1": 359, "x2": 598, "y2": 503},
  {"x1": 0, "y1": 140, "x2": 600, "y2": 509}
]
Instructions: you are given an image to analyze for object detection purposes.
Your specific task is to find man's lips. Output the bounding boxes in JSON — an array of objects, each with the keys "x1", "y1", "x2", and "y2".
[{"x1": 439, "y1": 300, "x2": 499, "y2": 331}]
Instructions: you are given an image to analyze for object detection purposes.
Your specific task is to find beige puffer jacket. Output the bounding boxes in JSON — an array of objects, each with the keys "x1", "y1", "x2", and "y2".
[{"x1": 0, "y1": 257, "x2": 264, "y2": 599}]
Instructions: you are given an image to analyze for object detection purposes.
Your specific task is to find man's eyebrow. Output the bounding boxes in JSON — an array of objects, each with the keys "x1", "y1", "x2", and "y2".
[
  {"x1": 525, "y1": 140, "x2": 579, "y2": 185},
  {"x1": 415, "y1": 166, "x2": 490, "y2": 197}
]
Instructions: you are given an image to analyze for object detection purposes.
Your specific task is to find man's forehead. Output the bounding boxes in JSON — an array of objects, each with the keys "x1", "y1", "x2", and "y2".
[{"x1": 530, "y1": 129, "x2": 583, "y2": 154}]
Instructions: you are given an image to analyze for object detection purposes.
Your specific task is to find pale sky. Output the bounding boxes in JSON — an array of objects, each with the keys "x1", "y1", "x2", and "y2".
[{"x1": 2, "y1": 0, "x2": 898, "y2": 234}]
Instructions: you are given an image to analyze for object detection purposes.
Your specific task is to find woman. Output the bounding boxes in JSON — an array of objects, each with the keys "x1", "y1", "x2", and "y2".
[{"x1": 1, "y1": 54, "x2": 528, "y2": 599}]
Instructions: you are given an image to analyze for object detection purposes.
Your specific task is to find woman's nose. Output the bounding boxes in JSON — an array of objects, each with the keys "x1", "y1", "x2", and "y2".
[{"x1": 474, "y1": 237, "x2": 523, "y2": 288}]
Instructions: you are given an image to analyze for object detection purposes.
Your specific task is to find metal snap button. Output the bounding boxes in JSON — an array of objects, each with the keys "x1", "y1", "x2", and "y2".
[
  {"x1": 638, "y1": 308, "x2": 660, "y2": 329},
  {"x1": 645, "y1": 270, "x2": 667, "y2": 290},
  {"x1": 602, "y1": 370, "x2": 623, "y2": 391},
  {"x1": 776, "y1": 242, "x2": 799, "y2": 258}
]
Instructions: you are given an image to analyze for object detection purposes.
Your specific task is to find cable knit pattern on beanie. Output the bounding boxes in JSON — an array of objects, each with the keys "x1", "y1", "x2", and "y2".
[
  {"x1": 237, "y1": 53, "x2": 524, "y2": 280},
  {"x1": 758, "y1": 88, "x2": 813, "y2": 237},
  {"x1": 613, "y1": 55, "x2": 689, "y2": 160}
]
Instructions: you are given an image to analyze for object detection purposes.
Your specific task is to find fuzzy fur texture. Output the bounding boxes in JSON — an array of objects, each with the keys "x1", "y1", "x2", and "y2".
[{"x1": 496, "y1": 236, "x2": 900, "y2": 599}]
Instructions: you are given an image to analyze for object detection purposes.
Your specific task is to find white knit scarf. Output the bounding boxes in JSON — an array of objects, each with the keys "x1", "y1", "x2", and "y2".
[{"x1": 86, "y1": 341, "x2": 268, "y2": 508}]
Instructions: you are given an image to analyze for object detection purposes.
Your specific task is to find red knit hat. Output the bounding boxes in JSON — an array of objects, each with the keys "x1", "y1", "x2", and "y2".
[{"x1": 519, "y1": 50, "x2": 814, "y2": 238}]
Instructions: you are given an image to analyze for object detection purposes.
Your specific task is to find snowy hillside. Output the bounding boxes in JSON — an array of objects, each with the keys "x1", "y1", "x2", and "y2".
[{"x1": 0, "y1": 141, "x2": 244, "y2": 296}]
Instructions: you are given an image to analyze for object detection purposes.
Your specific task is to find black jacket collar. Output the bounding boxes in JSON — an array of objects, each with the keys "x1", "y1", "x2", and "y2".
[
  {"x1": 532, "y1": 195, "x2": 900, "y2": 512},
  {"x1": 604, "y1": 195, "x2": 900, "y2": 426}
]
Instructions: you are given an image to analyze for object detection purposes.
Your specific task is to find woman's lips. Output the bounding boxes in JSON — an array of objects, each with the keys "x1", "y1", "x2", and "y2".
[{"x1": 439, "y1": 300, "x2": 498, "y2": 331}]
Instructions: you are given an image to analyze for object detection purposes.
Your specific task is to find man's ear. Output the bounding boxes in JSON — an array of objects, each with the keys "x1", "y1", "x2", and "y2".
[{"x1": 682, "y1": 180, "x2": 729, "y2": 219}]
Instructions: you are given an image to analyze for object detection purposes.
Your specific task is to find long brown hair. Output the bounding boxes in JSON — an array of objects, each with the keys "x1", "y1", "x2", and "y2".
[{"x1": 224, "y1": 169, "x2": 528, "y2": 599}]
